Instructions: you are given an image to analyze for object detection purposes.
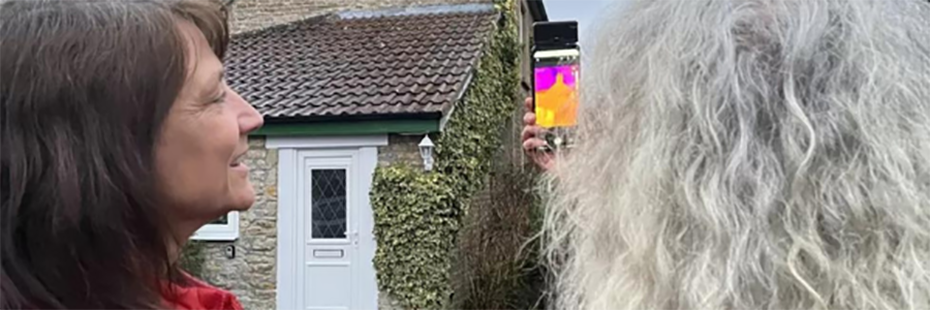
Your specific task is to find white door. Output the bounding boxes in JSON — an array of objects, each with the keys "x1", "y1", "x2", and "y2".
[
  {"x1": 275, "y1": 142, "x2": 380, "y2": 310},
  {"x1": 301, "y1": 153, "x2": 354, "y2": 310}
]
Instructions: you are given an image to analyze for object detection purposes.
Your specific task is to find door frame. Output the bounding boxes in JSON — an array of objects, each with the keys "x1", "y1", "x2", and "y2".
[{"x1": 269, "y1": 135, "x2": 386, "y2": 310}]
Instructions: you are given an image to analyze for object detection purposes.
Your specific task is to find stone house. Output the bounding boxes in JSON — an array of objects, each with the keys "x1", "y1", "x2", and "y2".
[{"x1": 191, "y1": 1, "x2": 547, "y2": 309}]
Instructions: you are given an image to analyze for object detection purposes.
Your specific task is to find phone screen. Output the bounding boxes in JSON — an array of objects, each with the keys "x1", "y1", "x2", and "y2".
[{"x1": 533, "y1": 49, "x2": 580, "y2": 129}]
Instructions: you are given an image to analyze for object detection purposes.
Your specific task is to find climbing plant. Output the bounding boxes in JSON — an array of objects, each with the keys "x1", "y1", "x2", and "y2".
[{"x1": 370, "y1": 0, "x2": 520, "y2": 308}]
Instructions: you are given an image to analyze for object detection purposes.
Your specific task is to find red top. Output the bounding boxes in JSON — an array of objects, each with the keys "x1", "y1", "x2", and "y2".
[{"x1": 162, "y1": 273, "x2": 244, "y2": 310}]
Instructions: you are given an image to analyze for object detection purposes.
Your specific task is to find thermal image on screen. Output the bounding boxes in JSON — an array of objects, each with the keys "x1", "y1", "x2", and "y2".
[{"x1": 534, "y1": 64, "x2": 579, "y2": 128}]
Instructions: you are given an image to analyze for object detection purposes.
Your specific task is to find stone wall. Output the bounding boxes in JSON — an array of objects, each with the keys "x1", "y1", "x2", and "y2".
[
  {"x1": 378, "y1": 134, "x2": 426, "y2": 168},
  {"x1": 200, "y1": 137, "x2": 278, "y2": 310},
  {"x1": 511, "y1": 0, "x2": 534, "y2": 169},
  {"x1": 229, "y1": 0, "x2": 491, "y2": 34}
]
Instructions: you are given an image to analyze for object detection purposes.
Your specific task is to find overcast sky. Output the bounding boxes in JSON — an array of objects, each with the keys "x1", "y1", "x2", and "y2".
[{"x1": 542, "y1": 0, "x2": 615, "y2": 46}]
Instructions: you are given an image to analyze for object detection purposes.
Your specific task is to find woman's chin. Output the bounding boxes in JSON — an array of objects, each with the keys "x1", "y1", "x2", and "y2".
[
  {"x1": 228, "y1": 179, "x2": 255, "y2": 211},
  {"x1": 232, "y1": 194, "x2": 256, "y2": 211},
  {"x1": 228, "y1": 185, "x2": 257, "y2": 211}
]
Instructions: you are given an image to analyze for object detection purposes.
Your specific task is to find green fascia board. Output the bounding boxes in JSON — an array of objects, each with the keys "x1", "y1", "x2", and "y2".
[{"x1": 251, "y1": 119, "x2": 440, "y2": 136}]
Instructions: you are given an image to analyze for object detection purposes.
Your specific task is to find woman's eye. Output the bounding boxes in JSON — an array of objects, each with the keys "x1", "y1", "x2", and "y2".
[{"x1": 212, "y1": 92, "x2": 226, "y2": 104}]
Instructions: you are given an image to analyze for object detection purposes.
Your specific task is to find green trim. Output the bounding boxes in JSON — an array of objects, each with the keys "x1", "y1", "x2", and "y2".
[{"x1": 251, "y1": 119, "x2": 440, "y2": 136}]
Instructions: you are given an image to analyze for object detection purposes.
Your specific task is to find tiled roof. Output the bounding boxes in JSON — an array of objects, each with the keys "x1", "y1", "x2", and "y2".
[{"x1": 225, "y1": 5, "x2": 498, "y2": 119}]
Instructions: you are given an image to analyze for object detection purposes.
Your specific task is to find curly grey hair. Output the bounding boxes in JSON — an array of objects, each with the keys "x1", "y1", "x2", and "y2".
[{"x1": 541, "y1": 0, "x2": 930, "y2": 309}]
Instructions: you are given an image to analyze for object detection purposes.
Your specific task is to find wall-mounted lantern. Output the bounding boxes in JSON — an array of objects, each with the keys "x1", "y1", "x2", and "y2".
[{"x1": 418, "y1": 135, "x2": 435, "y2": 171}]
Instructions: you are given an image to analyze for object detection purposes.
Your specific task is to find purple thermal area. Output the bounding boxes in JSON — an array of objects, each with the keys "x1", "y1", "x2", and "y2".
[{"x1": 535, "y1": 65, "x2": 577, "y2": 92}]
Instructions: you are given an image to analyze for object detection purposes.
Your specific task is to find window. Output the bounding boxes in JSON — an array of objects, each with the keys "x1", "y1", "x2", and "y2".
[
  {"x1": 311, "y1": 169, "x2": 348, "y2": 239},
  {"x1": 191, "y1": 211, "x2": 240, "y2": 241}
]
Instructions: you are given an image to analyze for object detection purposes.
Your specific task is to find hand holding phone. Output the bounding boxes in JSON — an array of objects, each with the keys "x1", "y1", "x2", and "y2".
[{"x1": 522, "y1": 97, "x2": 555, "y2": 171}]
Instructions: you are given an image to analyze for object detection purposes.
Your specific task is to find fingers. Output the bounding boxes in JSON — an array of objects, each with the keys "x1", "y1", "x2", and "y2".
[
  {"x1": 524, "y1": 138, "x2": 556, "y2": 172},
  {"x1": 522, "y1": 95, "x2": 556, "y2": 172},
  {"x1": 523, "y1": 112, "x2": 536, "y2": 126},
  {"x1": 522, "y1": 124, "x2": 544, "y2": 142},
  {"x1": 522, "y1": 137, "x2": 548, "y2": 152},
  {"x1": 522, "y1": 97, "x2": 539, "y2": 140}
]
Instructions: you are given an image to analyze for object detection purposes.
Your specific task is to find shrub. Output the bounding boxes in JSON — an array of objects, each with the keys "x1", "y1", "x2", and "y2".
[{"x1": 451, "y1": 167, "x2": 547, "y2": 309}]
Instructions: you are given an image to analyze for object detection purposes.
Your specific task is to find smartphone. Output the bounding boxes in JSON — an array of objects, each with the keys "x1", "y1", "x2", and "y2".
[{"x1": 532, "y1": 21, "x2": 580, "y2": 151}]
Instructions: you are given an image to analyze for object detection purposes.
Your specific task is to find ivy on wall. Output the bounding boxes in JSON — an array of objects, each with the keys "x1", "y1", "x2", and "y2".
[{"x1": 370, "y1": 0, "x2": 520, "y2": 308}]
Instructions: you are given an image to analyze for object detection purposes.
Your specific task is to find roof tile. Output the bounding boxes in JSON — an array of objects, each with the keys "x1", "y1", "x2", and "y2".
[{"x1": 226, "y1": 8, "x2": 497, "y2": 119}]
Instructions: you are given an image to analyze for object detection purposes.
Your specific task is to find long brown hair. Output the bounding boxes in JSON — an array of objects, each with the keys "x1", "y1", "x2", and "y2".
[{"x1": 0, "y1": 0, "x2": 229, "y2": 308}]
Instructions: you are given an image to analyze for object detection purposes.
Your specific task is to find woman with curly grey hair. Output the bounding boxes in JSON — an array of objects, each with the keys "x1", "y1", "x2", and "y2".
[{"x1": 522, "y1": 0, "x2": 930, "y2": 309}]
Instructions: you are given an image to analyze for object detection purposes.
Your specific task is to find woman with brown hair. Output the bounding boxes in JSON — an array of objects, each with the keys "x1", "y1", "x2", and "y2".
[{"x1": 1, "y1": 0, "x2": 262, "y2": 308}]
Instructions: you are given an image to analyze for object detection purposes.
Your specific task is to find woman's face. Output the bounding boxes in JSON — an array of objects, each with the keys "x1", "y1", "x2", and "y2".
[{"x1": 154, "y1": 21, "x2": 263, "y2": 226}]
